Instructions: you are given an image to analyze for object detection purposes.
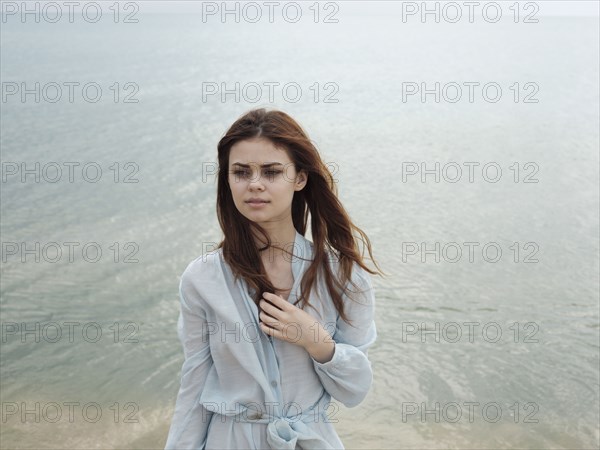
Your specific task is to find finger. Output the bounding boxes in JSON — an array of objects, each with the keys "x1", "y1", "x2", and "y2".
[
  {"x1": 259, "y1": 299, "x2": 283, "y2": 317},
  {"x1": 260, "y1": 320, "x2": 280, "y2": 336},
  {"x1": 262, "y1": 292, "x2": 292, "y2": 311},
  {"x1": 259, "y1": 311, "x2": 280, "y2": 330},
  {"x1": 260, "y1": 321, "x2": 286, "y2": 340},
  {"x1": 259, "y1": 321, "x2": 273, "y2": 336},
  {"x1": 262, "y1": 292, "x2": 283, "y2": 307}
]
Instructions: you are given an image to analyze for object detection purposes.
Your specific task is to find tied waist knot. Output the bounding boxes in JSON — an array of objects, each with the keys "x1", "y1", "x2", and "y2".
[
  {"x1": 265, "y1": 416, "x2": 333, "y2": 449},
  {"x1": 231, "y1": 392, "x2": 335, "y2": 450}
]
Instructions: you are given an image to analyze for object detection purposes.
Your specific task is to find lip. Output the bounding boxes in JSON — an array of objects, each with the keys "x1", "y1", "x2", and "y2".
[{"x1": 246, "y1": 199, "x2": 269, "y2": 209}]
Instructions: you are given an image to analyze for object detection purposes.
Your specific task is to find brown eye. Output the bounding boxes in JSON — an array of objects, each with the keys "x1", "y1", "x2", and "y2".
[{"x1": 265, "y1": 170, "x2": 281, "y2": 179}]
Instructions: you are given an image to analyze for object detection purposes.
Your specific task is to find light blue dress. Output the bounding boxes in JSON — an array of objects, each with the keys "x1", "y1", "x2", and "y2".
[{"x1": 164, "y1": 230, "x2": 377, "y2": 449}]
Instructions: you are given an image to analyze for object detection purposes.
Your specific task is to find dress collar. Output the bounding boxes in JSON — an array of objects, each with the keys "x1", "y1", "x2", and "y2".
[
  {"x1": 291, "y1": 229, "x2": 313, "y2": 284},
  {"x1": 218, "y1": 229, "x2": 312, "y2": 289}
]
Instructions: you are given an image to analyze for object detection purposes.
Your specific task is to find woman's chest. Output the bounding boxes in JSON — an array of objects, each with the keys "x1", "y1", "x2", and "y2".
[{"x1": 264, "y1": 265, "x2": 294, "y2": 301}]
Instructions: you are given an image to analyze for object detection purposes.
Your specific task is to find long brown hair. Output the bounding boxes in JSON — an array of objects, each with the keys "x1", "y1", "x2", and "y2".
[{"x1": 215, "y1": 108, "x2": 385, "y2": 326}]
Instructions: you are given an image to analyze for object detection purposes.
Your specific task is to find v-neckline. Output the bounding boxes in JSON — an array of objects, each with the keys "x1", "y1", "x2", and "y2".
[{"x1": 228, "y1": 230, "x2": 306, "y2": 310}]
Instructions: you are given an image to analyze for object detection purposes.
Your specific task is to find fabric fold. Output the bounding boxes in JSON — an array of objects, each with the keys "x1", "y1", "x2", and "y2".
[{"x1": 165, "y1": 229, "x2": 375, "y2": 449}]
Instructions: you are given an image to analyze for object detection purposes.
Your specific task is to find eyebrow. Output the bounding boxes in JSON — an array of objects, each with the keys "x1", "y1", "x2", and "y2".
[{"x1": 231, "y1": 162, "x2": 284, "y2": 168}]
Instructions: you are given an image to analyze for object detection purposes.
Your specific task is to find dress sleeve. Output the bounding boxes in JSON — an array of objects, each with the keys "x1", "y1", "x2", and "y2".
[
  {"x1": 164, "y1": 271, "x2": 214, "y2": 450},
  {"x1": 311, "y1": 264, "x2": 377, "y2": 408}
]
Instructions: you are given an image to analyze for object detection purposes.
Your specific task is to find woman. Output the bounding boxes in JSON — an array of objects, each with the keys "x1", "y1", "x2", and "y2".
[{"x1": 165, "y1": 108, "x2": 384, "y2": 449}]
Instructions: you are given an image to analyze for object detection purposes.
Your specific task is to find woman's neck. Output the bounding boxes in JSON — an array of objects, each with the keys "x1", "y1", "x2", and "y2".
[{"x1": 252, "y1": 227, "x2": 297, "y2": 264}]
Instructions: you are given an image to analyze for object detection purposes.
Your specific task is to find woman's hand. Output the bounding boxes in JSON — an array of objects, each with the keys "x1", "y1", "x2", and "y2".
[{"x1": 259, "y1": 292, "x2": 335, "y2": 363}]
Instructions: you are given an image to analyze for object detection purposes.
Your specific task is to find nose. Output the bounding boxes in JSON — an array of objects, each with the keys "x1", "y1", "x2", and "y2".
[{"x1": 248, "y1": 171, "x2": 265, "y2": 191}]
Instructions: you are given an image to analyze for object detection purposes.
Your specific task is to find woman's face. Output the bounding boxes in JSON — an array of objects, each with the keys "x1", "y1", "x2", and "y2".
[{"x1": 228, "y1": 137, "x2": 307, "y2": 225}]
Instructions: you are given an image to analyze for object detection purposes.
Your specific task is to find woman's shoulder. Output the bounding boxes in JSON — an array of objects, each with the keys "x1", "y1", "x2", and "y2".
[
  {"x1": 325, "y1": 251, "x2": 371, "y2": 283},
  {"x1": 183, "y1": 247, "x2": 221, "y2": 275},
  {"x1": 179, "y1": 249, "x2": 223, "y2": 296}
]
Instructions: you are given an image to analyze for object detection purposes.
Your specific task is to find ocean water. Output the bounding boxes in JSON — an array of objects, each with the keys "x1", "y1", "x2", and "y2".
[{"x1": 1, "y1": 3, "x2": 598, "y2": 449}]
